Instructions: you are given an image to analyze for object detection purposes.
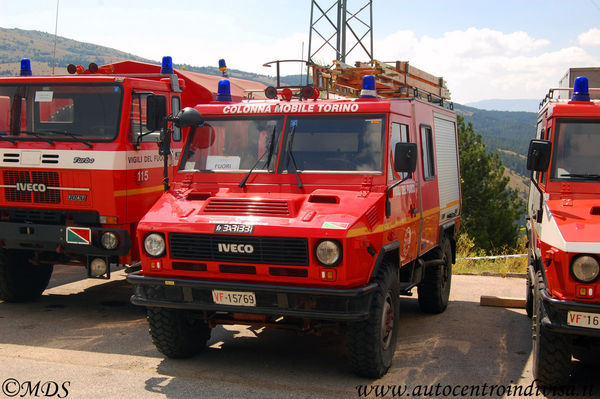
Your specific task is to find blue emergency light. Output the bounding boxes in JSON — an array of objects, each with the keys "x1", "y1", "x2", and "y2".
[
  {"x1": 216, "y1": 79, "x2": 232, "y2": 102},
  {"x1": 20, "y1": 58, "x2": 32, "y2": 76},
  {"x1": 219, "y1": 59, "x2": 227, "y2": 72},
  {"x1": 572, "y1": 76, "x2": 590, "y2": 102},
  {"x1": 161, "y1": 56, "x2": 174, "y2": 74},
  {"x1": 360, "y1": 75, "x2": 377, "y2": 98}
]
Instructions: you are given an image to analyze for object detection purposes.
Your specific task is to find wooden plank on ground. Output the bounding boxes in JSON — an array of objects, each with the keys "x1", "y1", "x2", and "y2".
[{"x1": 480, "y1": 296, "x2": 526, "y2": 308}]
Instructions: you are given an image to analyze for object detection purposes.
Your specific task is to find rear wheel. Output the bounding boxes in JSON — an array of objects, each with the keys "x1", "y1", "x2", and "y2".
[
  {"x1": 531, "y1": 270, "x2": 572, "y2": 386},
  {"x1": 0, "y1": 250, "x2": 53, "y2": 302},
  {"x1": 347, "y1": 262, "x2": 400, "y2": 378},
  {"x1": 418, "y1": 238, "x2": 452, "y2": 313},
  {"x1": 147, "y1": 307, "x2": 212, "y2": 358}
]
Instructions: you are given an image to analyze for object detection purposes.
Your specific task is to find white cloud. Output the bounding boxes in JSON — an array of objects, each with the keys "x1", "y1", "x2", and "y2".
[
  {"x1": 370, "y1": 28, "x2": 599, "y2": 103},
  {"x1": 578, "y1": 28, "x2": 600, "y2": 46}
]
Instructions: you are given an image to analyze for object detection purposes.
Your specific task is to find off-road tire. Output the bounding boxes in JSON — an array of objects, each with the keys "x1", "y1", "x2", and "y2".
[
  {"x1": 147, "y1": 307, "x2": 211, "y2": 358},
  {"x1": 418, "y1": 238, "x2": 452, "y2": 313},
  {"x1": 0, "y1": 250, "x2": 53, "y2": 302},
  {"x1": 531, "y1": 270, "x2": 572, "y2": 386},
  {"x1": 347, "y1": 262, "x2": 400, "y2": 378}
]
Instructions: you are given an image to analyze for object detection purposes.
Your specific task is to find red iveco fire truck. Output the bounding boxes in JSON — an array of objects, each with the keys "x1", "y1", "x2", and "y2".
[
  {"x1": 0, "y1": 57, "x2": 264, "y2": 302},
  {"x1": 127, "y1": 60, "x2": 461, "y2": 377},
  {"x1": 526, "y1": 69, "x2": 600, "y2": 386}
]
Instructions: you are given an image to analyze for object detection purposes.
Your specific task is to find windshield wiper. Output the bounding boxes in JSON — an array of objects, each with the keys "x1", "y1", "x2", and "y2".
[
  {"x1": 0, "y1": 133, "x2": 17, "y2": 145},
  {"x1": 38, "y1": 130, "x2": 93, "y2": 148},
  {"x1": 239, "y1": 125, "x2": 277, "y2": 188},
  {"x1": 560, "y1": 173, "x2": 600, "y2": 180},
  {"x1": 19, "y1": 130, "x2": 55, "y2": 145},
  {"x1": 286, "y1": 125, "x2": 303, "y2": 189}
]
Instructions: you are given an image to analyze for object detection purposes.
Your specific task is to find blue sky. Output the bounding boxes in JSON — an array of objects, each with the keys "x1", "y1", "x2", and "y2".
[{"x1": 3, "y1": 0, "x2": 600, "y2": 103}]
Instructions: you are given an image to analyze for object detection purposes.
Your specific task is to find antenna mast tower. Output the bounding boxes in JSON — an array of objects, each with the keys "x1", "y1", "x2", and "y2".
[{"x1": 308, "y1": 0, "x2": 373, "y2": 66}]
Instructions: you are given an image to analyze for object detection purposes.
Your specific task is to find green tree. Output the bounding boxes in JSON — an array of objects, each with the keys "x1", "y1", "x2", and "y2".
[{"x1": 457, "y1": 115, "x2": 524, "y2": 253}]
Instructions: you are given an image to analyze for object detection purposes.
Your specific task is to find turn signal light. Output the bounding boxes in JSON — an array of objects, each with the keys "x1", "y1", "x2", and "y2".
[
  {"x1": 150, "y1": 261, "x2": 162, "y2": 271},
  {"x1": 577, "y1": 286, "x2": 594, "y2": 298},
  {"x1": 99, "y1": 215, "x2": 118, "y2": 225},
  {"x1": 320, "y1": 268, "x2": 336, "y2": 281}
]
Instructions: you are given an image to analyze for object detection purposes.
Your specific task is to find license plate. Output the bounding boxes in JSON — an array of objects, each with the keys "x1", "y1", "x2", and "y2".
[
  {"x1": 212, "y1": 290, "x2": 256, "y2": 307},
  {"x1": 567, "y1": 311, "x2": 600, "y2": 329}
]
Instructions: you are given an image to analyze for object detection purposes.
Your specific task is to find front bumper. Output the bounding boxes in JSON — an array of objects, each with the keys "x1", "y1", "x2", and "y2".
[
  {"x1": 0, "y1": 221, "x2": 131, "y2": 256},
  {"x1": 540, "y1": 288, "x2": 600, "y2": 338},
  {"x1": 127, "y1": 272, "x2": 378, "y2": 321}
]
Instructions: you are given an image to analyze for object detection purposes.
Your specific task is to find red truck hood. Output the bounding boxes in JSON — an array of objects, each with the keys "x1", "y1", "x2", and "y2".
[
  {"x1": 139, "y1": 188, "x2": 385, "y2": 238},
  {"x1": 540, "y1": 198, "x2": 600, "y2": 253}
]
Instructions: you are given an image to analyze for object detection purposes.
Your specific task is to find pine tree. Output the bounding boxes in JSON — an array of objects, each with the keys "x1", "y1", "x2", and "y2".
[{"x1": 457, "y1": 115, "x2": 524, "y2": 253}]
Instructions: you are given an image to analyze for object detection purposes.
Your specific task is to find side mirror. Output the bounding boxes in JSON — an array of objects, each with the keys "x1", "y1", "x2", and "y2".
[
  {"x1": 172, "y1": 107, "x2": 204, "y2": 128},
  {"x1": 146, "y1": 95, "x2": 167, "y2": 132},
  {"x1": 526, "y1": 139, "x2": 552, "y2": 172},
  {"x1": 394, "y1": 142, "x2": 418, "y2": 173}
]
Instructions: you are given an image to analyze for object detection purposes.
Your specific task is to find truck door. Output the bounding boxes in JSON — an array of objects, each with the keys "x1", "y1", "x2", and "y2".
[
  {"x1": 389, "y1": 119, "x2": 420, "y2": 264},
  {"x1": 126, "y1": 91, "x2": 173, "y2": 224},
  {"x1": 527, "y1": 116, "x2": 548, "y2": 242}
]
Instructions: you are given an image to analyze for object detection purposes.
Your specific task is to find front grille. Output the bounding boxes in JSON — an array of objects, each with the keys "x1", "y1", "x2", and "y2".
[
  {"x1": 2, "y1": 170, "x2": 60, "y2": 204},
  {"x1": 42, "y1": 154, "x2": 59, "y2": 164},
  {"x1": 0, "y1": 208, "x2": 98, "y2": 225},
  {"x1": 3, "y1": 153, "x2": 19, "y2": 163},
  {"x1": 203, "y1": 198, "x2": 290, "y2": 216},
  {"x1": 8, "y1": 209, "x2": 63, "y2": 224},
  {"x1": 169, "y1": 233, "x2": 309, "y2": 266}
]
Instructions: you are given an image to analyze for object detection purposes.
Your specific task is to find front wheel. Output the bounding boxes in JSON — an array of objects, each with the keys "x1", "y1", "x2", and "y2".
[
  {"x1": 531, "y1": 271, "x2": 572, "y2": 386},
  {"x1": 347, "y1": 262, "x2": 400, "y2": 378},
  {"x1": 147, "y1": 307, "x2": 212, "y2": 358},
  {"x1": 0, "y1": 250, "x2": 53, "y2": 302}
]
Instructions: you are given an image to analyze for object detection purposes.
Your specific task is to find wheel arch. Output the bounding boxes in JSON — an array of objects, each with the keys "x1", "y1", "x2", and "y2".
[{"x1": 368, "y1": 241, "x2": 401, "y2": 283}]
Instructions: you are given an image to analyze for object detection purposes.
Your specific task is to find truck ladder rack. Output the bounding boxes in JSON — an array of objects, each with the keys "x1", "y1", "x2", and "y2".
[{"x1": 308, "y1": 60, "x2": 451, "y2": 103}]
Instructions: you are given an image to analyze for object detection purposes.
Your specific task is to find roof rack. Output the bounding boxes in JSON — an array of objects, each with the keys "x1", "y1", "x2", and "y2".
[
  {"x1": 308, "y1": 60, "x2": 451, "y2": 104},
  {"x1": 261, "y1": 59, "x2": 453, "y2": 108},
  {"x1": 539, "y1": 87, "x2": 600, "y2": 109}
]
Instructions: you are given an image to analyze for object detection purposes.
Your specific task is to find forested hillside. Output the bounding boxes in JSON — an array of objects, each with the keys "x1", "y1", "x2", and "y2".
[{"x1": 454, "y1": 104, "x2": 537, "y2": 196}]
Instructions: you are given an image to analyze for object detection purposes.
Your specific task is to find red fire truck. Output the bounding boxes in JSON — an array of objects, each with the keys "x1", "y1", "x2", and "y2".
[
  {"x1": 128, "y1": 61, "x2": 461, "y2": 377},
  {"x1": 0, "y1": 57, "x2": 263, "y2": 302},
  {"x1": 526, "y1": 70, "x2": 600, "y2": 385}
]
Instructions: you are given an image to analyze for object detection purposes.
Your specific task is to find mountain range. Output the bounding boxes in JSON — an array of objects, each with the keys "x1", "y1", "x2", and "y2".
[{"x1": 464, "y1": 99, "x2": 540, "y2": 113}]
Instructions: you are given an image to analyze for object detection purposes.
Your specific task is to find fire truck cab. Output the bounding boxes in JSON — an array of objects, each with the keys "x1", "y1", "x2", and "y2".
[
  {"x1": 128, "y1": 66, "x2": 461, "y2": 378},
  {"x1": 526, "y1": 71, "x2": 600, "y2": 385},
  {"x1": 0, "y1": 57, "x2": 262, "y2": 302}
]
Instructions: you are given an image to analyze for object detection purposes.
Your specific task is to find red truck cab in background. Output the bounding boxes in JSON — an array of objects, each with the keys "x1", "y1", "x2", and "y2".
[
  {"x1": 128, "y1": 66, "x2": 461, "y2": 377},
  {"x1": 526, "y1": 70, "x2": 600, "y2": 385},
  {"x1": 0, "y1": 57, "x2": 263, "y2": 302}
]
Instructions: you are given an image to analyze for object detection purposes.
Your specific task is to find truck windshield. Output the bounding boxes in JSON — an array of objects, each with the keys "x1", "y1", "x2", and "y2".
[
  {"x1": 278, "y1": 115, "x2": 385, "y2": 173},
  {"x1": 0, "y1": 83, "x2": 122, "y2": 143},
  {"x1": 179, "y1": 117, "x2": 284, "y2": 172},
  {"x1": 551, "y1": 119, "x2": 600, "y2": 180}
]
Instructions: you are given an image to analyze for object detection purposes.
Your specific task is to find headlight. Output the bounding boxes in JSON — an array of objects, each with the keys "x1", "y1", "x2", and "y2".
[
  {"x1": 144, "y1": 233, "x2": 166, "y2": 258},
  {"x1": 315, "y1": 239, "x2": 342, "y2": 266},
  {"x1": 571, "y1": 255, "x2": 600, "y2": 283},
  {"x1": 100, "y1": 231, "x2": 119, "y2": 250}
]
